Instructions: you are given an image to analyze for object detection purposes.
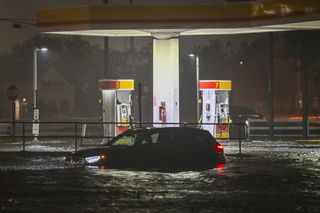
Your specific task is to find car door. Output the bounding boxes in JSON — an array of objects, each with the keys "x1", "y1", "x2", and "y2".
[
  {"x1": 136, "y1": 131, "x2": 162, "y2": 167},
  {"x1": 158, "y1": 129, "x2": 191, "y2": 166},
  {"x1": 108, "y1": 131, "x2": 139, "y2": 166},
  {"x1": 187, "y1": 130, "x2": 214, "y2": 164}
]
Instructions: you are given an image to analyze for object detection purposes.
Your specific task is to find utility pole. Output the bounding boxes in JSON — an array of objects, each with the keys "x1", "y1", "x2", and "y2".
[
  {"x1": 268, "y1": 33, "x2": 274, "y2": 140},
  {"x1": 129, "y1": 0, "x2": 134, "y2": 64},
  {"x1": 296, "y1": 32, "x2": 309, "y2": 139},
  {"x1": 298, "y1": 35, "x2": 309, "y2": 139},
  {"x1": 129, "y1": 0, "x2": 134, "y2": 50},
  {"x1": 32, "y1": 47, "x2": 48, "y2": 141},
  {"x1": 103, "y1": 0, "x2": 109, "y2": 78}
]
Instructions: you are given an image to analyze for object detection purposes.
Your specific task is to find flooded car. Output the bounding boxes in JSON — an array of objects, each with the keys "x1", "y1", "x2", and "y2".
[{"x1": 65, "y1": 127, "x2": 225, "y2": 170}]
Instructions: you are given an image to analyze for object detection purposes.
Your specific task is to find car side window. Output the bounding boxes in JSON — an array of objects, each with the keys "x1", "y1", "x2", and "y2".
[
  {"x1": 150, "y1": 133, "x2": 160, "y2": 144},
  {"x1": 112, "y1": 133, "x2": 137, "y2": 146},
  {"x1": 140, "y1": 134, "x2": 151, "y2": 145},
  {"x1": 140, "y1": 133, "x2": 160, "y2": 145},
  {"x1": 194, "y1": 135, "x2": 207, "y2": 143}
]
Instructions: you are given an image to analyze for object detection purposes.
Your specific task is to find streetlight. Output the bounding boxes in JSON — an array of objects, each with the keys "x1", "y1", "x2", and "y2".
[
  {"x1": 32, "y1": 47, "x2": 47, "y2": 141},
  {"x1": 188, "y1": 53, "x2": 200, "y2": 124}
]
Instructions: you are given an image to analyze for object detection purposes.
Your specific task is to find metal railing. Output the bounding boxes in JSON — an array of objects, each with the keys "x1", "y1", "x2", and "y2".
[
  {"x1": 247, "y1": 118, "x2": 320, "y2": 139},
  {"x1": 0, "y1": 121, "x2": 248, "y2": 153}
]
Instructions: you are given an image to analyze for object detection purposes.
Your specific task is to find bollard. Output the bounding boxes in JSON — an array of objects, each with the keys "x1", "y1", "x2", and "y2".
[
  {"x1": 238, "y1": 124, "x2": 242, "y2": 155},
  {"x1": 246, "y1": 120, "x2": 250, "y2": 141},
  {"x1": 22, "y1": 122, "x2": 25, "y2": 152}
]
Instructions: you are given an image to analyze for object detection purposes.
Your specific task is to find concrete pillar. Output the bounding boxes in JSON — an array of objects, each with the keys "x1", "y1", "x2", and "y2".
[{"x1": 153, "y1": 39, "x2": 179, "y2": 126}]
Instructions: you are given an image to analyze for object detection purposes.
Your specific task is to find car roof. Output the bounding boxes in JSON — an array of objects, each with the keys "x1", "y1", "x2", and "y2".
[
  {"x1": 105, "y1": 127, "x2": 213, "y2": 146},
  {"x1": 130, "y1": 127, "x2": 209, "y2": 134}
]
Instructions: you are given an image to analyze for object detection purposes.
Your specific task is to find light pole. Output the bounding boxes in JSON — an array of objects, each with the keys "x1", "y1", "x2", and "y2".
[
  {"x1": 188, "y1": 54, "x2": 200, "y2": 123},
  {"x1": 33, "y1": 47, "x2": 47, "y2": 141}
]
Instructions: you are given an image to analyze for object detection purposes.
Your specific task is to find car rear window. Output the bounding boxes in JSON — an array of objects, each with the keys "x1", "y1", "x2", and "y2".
[
  {"x1": 163, "y1": 129, "x2": 212, "y2": 146},
  {"x1": 193, "y1": 131, "x2": 213, "y2": 144}
]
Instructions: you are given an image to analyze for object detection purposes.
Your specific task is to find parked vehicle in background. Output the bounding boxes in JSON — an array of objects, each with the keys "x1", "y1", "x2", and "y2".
[
  {"x1": 230, "y1": 105, "x2": 265, "y2": 123},
  {"x1": 66, "y1": 127, "x2": 225, "y2": 170}
]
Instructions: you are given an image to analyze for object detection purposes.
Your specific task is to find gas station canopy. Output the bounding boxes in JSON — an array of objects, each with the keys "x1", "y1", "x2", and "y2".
[
  {"x1": 37, "y1": 0, "x2": 320, "y2": 37},
  {"x1": 36, "y1": 0, "x2": 320, "y2": 127}
]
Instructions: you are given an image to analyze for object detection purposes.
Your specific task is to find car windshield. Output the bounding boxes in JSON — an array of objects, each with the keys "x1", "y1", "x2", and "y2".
[{"x1": 106, "y1": 131, "x2": 138, "y2": 146}]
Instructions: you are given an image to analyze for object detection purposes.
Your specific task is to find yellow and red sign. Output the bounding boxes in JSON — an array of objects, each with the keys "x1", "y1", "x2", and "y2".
[
  {"x1": 99, "y1": 79, "x2": 134, "y2": 91},
  {"x1": 216, "y1": 124, "x2": 230, "y2": 139},
  {"x1": 199, "y1": 80, "x2": 232, "y2": 90}
]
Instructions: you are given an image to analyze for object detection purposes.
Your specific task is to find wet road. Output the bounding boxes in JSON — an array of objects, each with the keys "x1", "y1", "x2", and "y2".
[{"x1": 0, "y1": 141, "x2": 319, "y2": 212}]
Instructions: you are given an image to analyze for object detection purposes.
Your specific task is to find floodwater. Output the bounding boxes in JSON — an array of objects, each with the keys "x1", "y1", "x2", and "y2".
[{"x1": 0, "y1": 141, "x2": 319, "y2": 212}]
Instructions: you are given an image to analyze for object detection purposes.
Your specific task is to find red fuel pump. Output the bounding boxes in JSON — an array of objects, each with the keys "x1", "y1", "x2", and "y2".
[{"x1": 159, "y1": 101, "x2": 167, "y2": 123}]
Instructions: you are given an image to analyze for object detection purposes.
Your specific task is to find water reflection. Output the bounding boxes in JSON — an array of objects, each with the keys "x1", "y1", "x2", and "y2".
[
  {"x1": 0, "y1": 141, "x2": 319, "y2": 212},
  {"x1": 215, "y1": 163, "x2": 226, "y2": 174}
]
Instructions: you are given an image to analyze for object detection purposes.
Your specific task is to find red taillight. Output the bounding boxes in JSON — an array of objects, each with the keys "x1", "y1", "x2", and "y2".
[{"x1": 215, "y1": 143, "x2": 224, "y2": 152}]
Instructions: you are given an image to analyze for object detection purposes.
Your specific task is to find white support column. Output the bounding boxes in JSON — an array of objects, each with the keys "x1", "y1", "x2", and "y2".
[{"x1": 153, "y1": 38, "x2": 179, "y2": 126}]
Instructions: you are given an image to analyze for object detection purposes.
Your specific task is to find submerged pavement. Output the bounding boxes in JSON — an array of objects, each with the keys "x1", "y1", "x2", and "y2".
[{"x1": 0, "y1": 140, "x2": 319, "y2": 212}]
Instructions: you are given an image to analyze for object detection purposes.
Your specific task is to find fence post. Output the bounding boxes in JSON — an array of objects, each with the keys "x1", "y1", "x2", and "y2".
[
  {"x1": 80, "y1": 123, "x2": 87, "y2": 146},
  {"x1": 11, "y1": 102, "x2": 16, "y2": 142},
  {"x1": 238, "y1": 124, "x2": 242, "y2": 155},
  {"x1": 307, "y1": 119, "x2": 310, "y2": 138},
  {"x1": 22, "y1": 122, "x2": 25, "y2": 152},
  {"x1": 138, "y1": 82, "x2": 142, "y2": 128},
  {"x1": 246, "y1": 119, "x2": 250, "y2": 141},
  {"x1": 75, "y1": 123, "x2": 78, "y2": 152}
]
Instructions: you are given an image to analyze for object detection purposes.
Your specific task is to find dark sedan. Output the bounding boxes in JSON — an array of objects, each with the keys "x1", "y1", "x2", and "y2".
[{"x1": 66, "y1": 127, "x2": 225, "y2": 170}]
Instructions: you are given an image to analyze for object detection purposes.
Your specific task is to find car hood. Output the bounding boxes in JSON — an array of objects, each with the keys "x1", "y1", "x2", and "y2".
[{"x1": 73, "y1": 146, "x2": 112, "y2": 158}]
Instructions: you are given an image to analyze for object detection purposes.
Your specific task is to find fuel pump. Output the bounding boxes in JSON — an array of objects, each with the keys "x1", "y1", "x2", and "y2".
[
  {"x1": 199, "y1": 80, "x2": 232, "y2": 139},
  {"x1": 117, "y1": 103, "x2": 130, "y2": 125},
  {"x1": 99, "y1": 79, "x2": 134, "y2": 142}
]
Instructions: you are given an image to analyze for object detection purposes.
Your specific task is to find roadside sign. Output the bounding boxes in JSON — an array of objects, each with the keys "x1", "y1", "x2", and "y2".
[
  {"x1": 7, "y1": 85, "x2": 18, "y2": 102},
  {"x1": 33, "y1": 108, "x2": 40, "y2": 120},
  {"x1": 32, "y1": 123, "x2": 39, "y2": 136},
  {"x1": 33, "y1": 108, "x2": 40, "y2": 136}
]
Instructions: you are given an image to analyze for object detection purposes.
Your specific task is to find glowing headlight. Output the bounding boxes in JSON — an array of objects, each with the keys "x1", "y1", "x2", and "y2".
[
  {"x1": 85, "y1": 156, "x2": 100, "y2": 163},
  {"x1": 85, "y1": 154, "x2": 106, "y2": 164}
]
